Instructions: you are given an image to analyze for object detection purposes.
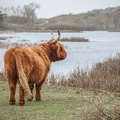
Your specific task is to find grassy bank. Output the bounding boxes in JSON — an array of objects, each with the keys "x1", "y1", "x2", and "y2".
[
  {"x1": 0, "y1": 81, "x2": 120, "y2": 120},
  {"x1": 0, "y1": 82, "x2": 82, "y2": 120}
]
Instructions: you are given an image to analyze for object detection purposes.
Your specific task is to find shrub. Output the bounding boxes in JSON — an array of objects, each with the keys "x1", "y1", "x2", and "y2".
[
  {"x1": 49, "y1": 53, "x2": 120, "y2": 92},
  {"x1": 78, "y1": 92, "x2": 120, "y2": 120}
]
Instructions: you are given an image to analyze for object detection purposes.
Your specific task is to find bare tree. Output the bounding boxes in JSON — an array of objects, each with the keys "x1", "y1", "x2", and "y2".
[
  {"x1": 0, "y1": 3, "x2": 40, "y2": 24},
  {"x1": 22, "y1": 3, "x2": 40, "y2": 22}
]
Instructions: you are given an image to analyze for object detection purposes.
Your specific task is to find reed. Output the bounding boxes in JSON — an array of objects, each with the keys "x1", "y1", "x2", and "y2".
[{"x1": 49, "y1": 53, "x2": 120, "y2": 92}]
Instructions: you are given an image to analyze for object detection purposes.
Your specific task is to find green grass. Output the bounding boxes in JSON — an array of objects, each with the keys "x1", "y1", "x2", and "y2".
[
  {"x1": 0, "y1": 81, "x2": 87, "y2": 120},
  {"x1": 0, "y1": 81, "x2": 120, "y2": 120}
]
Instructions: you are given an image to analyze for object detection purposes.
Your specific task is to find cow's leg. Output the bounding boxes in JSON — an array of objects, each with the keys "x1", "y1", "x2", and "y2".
[
  {"x1": 8, "y1": 80, "x2": 17, "y2": 105},
  {"x1": 35, "y1": 80, "x2": 44, "y2": 101},
  {"x1": 35, "y1": 83, "x2": 41, "y2": 101},
  {"x1": 19, "y1": 85, "x2": 25, "y2": 106},
  {"x1": 27, "y1": 82, "x2": 34, "y2": 101}
]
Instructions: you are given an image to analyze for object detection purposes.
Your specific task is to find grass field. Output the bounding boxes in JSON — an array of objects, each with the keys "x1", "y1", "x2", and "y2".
[
  {"x1": 0, "y1": 81, "x2": 120, "y2": 120},
  {"x1": 0, "y1": 81, "x2": 85, "y2": 120}
]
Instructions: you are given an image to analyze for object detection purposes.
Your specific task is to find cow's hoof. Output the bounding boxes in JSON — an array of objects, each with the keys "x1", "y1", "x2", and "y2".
[
  {"x1": 27, "y1": 97, "x2": 33, "y2": 101},
  {"x1": 36, "y1": 97, "x2": 41, "y2": 101},
  {"x1": 27, "y1": 94, "x2": 33, "y2": 101},
  {"x1": 19, "y1": 100, "x2": 25, "y2": 106},
  {"x1": 9, "y1": 100, "x2": 16, "y2": 105},
  {"x1": 9, "y1": 101, "x2": 15, "y2": 105}
]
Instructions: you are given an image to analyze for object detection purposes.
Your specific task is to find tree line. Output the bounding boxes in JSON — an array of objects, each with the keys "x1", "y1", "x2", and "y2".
[{"x1": 0, "y1": 2, "x2": 40, "y2": 27}]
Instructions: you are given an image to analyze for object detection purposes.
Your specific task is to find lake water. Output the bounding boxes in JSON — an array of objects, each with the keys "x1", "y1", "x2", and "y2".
[{"x1": 0, "y1": 31, "x2": 120, "y2": 75}]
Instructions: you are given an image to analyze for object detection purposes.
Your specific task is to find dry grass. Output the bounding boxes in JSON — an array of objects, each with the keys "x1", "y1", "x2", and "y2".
[
  {"x1": 78, "y1": 92, "x2": 120, "y2": 120},
  {"x1": 0, "y1": 37, "x2": 13, "y2": 40},
  {"x1": 0, "y1": 37, "x2": 7, "y2": 40},
  {"x1": 0, "y1": 71, "x2": 6, "y2": 82},
  {"x1": 49, "y1": 53, "x2": 120, "y2": 92}
]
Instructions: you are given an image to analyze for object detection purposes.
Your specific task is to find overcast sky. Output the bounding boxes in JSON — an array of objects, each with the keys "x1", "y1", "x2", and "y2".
[{"x1": 0, "y1": 0, "x2": 120, "y2": 18}]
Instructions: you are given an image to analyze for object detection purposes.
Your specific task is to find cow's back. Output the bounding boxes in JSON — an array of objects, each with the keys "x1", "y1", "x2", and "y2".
[{"x1": 4, "y1": 46, "x2": 51, "y2": 83}]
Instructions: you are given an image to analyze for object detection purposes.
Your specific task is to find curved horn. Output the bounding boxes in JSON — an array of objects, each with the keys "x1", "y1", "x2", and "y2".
[
  {"x1": 57, "y1": 30, "x2": 61, "y2": 40},
  {"x1": 50, "y1": 30, "x2": 54, "y2": 39},
  {"x1": 52, "y1": 30, "x2": 61, "y2": 43}
]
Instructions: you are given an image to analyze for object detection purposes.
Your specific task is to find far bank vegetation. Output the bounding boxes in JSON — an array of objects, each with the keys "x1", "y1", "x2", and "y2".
[
  {"x1": 0, "y1": 4, "x2": 120, "y2": 32},
  {"x1": 61, "y1": 37, "x2": 89, "y2": 42}
]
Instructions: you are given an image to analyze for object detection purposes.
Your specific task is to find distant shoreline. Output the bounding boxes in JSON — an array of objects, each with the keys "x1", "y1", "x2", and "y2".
[
  {"x1": 0, "y1": 30, "x2": 120, "y2": 33},
  {"x1": 0, "y1": 30, "x2": 81, "y2": 33}
]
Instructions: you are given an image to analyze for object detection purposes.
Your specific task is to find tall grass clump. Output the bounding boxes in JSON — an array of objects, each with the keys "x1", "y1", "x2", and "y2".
[
  {"x1": 88, "y1": 53, "x2": 120, "y2": 92},
  {"x1": 49, "y1": 53, "x2": 120, "y2": 92}
]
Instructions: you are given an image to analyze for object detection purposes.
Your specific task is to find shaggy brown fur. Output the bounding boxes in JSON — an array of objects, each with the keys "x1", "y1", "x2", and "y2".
[{"x1": 4, "y1": 31, "x2": 67, "y2": 106}]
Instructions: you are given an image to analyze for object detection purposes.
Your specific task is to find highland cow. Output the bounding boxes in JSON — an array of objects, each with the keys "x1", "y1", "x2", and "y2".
[{"x1": 4, "y1": 31, "x2": 67, "y2": 106}]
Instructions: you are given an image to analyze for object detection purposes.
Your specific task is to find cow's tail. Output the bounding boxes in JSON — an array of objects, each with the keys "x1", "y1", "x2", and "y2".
[{"x1": 14, "y1": 48, "x2": 32, "y2": 99}]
